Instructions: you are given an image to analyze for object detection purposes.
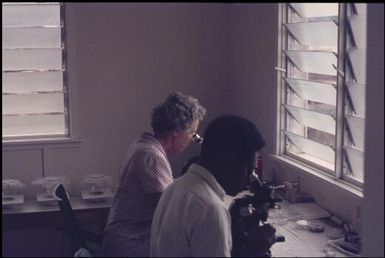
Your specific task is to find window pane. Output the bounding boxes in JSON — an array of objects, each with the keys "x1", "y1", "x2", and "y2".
[
  {"x1": 3, "y1": 48, "x2": 62, "y2": 71},
  {"x1": 3, "y1": 71, "x2": 64, "y2": 93},
  {"x1": 345, "y1": 83, "x2": 366, "y2": 117},
  {"x1": 3, "y1": 113, "x2": 66, "y2": 137},
  {"x1": 347, "y1": 15, "x2": 367, "y2": 49},
  {"x1": 307, "y1": 101, "x2": 336, "y2": 117},
  {"x1": 350, "y1": 3, "x2": 367, "y2": 16},
  {"x1": 289, "y1": 3, "x2": 338, "y2": 18},
  {"x1": 3, "y1": 27, "x2": 62, "y2": 48},
  {"x1": 344, "y1": 146, "x2": 364, "y2": 182},
  {"x1": 284, "y1": 130, "x2": 335, "y2": 164},
  {"x1": 2, "y1": 3, "x2": 60, "y2": 27},
  {"x1": 345, "y1": 115, "x2": 365, "y2": 151},
  {"x1": 346, "y1": 49, "x2": 367, "y2": 84},
  {"x1": 285, "y1": 78, "x2": 336, "y2": 105},
  {"x1": 285, "y1": 50, "x2": 337, "y2": 75},
  {"x1": 285, "y1": 104, "x2": 336, "y2": 135},
  {"x1": 307, "y1": 127, "x2": 335, "y2": 147},
  {"x1": 284, "y1": 21, "x2": 337, "y2": 51},
  {"x1": 3, "y1": 93, "x2": 64, "y2": 115}
]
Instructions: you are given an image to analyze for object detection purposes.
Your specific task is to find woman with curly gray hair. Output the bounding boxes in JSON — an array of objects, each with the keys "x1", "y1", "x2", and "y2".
[{"x1": 103, "y1": 92, "x2": 206, "y2": 257}]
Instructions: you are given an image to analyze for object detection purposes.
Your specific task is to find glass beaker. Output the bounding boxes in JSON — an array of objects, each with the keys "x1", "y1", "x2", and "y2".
[
  {"x1": 81, "y1": 174, "x2": 108, "y2": 195},
  {"x1": 269, "y1": 205, "x2": 289, "y2": 226},
  {"x1": 2, "y1": 179, "x2": 25, "y2": 201},
  {"x1": 42, "y1": 176, "x2": 63, "y2": 198},
  {"x1": 2, "y1": 181, "x2": 13, "y2": 201}
]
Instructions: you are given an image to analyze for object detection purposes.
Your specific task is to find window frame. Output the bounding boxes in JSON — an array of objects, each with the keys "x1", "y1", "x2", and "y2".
[
  {"x1": 2, "y1": 2, "x2": 77, "y2": 145},
  {"x1": 276, "y1": 3, "x2": 365, "y2": 190}
]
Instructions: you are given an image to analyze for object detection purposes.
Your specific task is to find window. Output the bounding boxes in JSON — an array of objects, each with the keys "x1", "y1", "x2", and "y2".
[
  {"x1": 278, "y1": 3, "x2": 367, "y2": 187},
  {"x1": 2, "y1": 2, "x2": 69, "y2": 140}
]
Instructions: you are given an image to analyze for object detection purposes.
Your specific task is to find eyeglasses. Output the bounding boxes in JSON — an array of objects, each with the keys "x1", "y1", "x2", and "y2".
[{"x1": 192, "y1": 132, "x2": 203, "y2": 144}]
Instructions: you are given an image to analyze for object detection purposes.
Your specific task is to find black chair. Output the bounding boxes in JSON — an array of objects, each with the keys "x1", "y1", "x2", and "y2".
[{"x1": 53, "y1": 184, "x2": 103, "y2": 257}]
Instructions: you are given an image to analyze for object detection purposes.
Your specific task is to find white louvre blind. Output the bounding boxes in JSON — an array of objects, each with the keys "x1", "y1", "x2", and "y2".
[
  {"x1": 280, "y1": 3, "x2": 367, "y2": 184},
  {"x1": 2, "y1": 2, "x2": 68, "y2": 139}
]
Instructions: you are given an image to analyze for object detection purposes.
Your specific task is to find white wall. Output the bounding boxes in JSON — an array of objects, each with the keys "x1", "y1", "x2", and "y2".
[
  {"x1": 3, "y1": 3, "x2": 230, "y2": 197},
  {"x1": 362, "y1": 4, "x2": 384, "y2": 257},
  {"x1": 3, "y1": 3, "x2": 230, "y2": 256},
  {"x1": 227, "y1": 4, "x2": 279, "y2": 156}
]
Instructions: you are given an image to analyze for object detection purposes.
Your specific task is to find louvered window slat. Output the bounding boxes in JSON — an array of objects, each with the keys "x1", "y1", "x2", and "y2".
[
  {"x1": 285, "y1": 50, "x2": 337, "y2": 76},
  {"x1": 284, "y1": 131, "x2": 335, "y2": 164},
  {"x1": 3, "y1": 27, "x2": 62, "y2": 49},
  {"x1": 284, "y1": 78, "x2": 336, "y2": 105},
  {"x1": 345, "y1": 83, "x2": 366, "y2": 117},
  {"x1": 347, "y1": 15, "x2": 367, "y2": 49},
  {"x1": 284, "y1": 21, "x2": 338, "y2": 49},
  {"x1": 3, "y1": 71, "x2": 64, "y2": 94},
  {"x1": 345, "y1": 115, "x2": 365, "y2": 150},
  {"x1": 3, "y1": 114, "x2": 66, "y2": 138},
  {"x1": 285, "y1": 105, "x2": 336, "y2": 135},
  {"x1": 3, "y1": 93, "x2": 65, "y2": 115},
  {"x1": 346, "y1": 49, "x2": 367, "y2": 84},
  {"x1": 3, "y1": 48, "x2": 63, "y2": 71},
  {"x1": 2, "y1": 3, "x2": 60, "y2": 27},
  {"x1": 289, "y1": 3, "x2": 339, "y2": 18},
  {"x1": 344, "y1": 146, "x2": 364, "y2": 182}
]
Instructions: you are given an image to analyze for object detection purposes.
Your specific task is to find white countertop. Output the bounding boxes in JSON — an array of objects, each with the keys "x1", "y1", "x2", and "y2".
[{"x1": 226, "y1": 193, "x2": 351, "y2": 257}]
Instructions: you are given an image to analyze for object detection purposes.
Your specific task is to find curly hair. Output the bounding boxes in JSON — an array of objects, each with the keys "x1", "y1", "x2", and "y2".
[{"x1": 151, "y1": 92, "x2": 207, "y2": 137}]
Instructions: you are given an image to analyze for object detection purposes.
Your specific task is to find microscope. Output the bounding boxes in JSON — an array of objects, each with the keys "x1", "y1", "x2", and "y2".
[
  {"x1": 229, "y1": 172, "x2": 285, "y2": 257},
  {"x1": 183, "y1": 133, "x2": 285, "y2": 257}
]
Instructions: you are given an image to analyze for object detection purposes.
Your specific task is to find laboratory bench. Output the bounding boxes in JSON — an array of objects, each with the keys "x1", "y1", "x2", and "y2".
[{"x1": 3, "y1": 196, "x2": 357, "y2": 257}]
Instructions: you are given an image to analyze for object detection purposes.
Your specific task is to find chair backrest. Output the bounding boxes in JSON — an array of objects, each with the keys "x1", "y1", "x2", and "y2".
[{"x1": 53, "y1": 183, "x2": 86, "y2": 254}]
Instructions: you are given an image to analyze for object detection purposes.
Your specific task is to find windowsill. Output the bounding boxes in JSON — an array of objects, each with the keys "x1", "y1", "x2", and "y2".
[
  {"x1": 289, "y1": 152, "x2": 335, "y2": 171},
  {"x1": 270, "y1": 154, "x2": 363, "y2": 199},
  {"x1": 2, "y1": 137, "x2": 83, "y2": 150}
]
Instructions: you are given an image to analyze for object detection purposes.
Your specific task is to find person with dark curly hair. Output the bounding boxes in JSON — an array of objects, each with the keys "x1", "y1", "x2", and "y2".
[
  {"x1": 150, "y1": 115, "x2": 275, "y2": 257},
  {"x1": 103, "y1": 92, "x2": 206, "y2": 257}
]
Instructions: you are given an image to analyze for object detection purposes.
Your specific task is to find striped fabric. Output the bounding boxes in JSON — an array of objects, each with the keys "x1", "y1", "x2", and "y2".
[
  {"x1": 103, "y1": 133, "x2": 173, "y2": 257},
  {"x1": 150, "y1": 163, "x2": 232, "y2": 257}
]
